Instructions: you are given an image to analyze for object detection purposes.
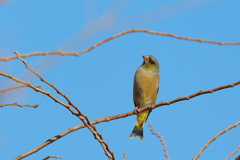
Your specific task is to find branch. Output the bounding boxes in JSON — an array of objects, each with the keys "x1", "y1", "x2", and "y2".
[
  {"x1": 1, "y1": 29, "x2": 240, "y2": 61},
  {"x1": 193, "y1": 121, "x2": 240, "y2": 160},
  {"x1": 41, "y1": 156, "x2": 62, "y2": 160},
  {"x1": 12, "y1": 51, "x2": 115, "y2": 160},
  {"x1": 0, "y1": 72, "x2": 68, "y2": 106},
  {"x1": 148, "y1": 121, "x2": 170, "y2": 160},
  {"x1": 123, "y1": 152, "x2": 127, "y2": 160},
  {"x1": 0, "y1": 85, "x2": 42, "y2": 93},
  {"x1": 15, "y1": 79, "x2": 240, "y2": 158},
  {"x1": 0, "y1": 102, "x2": 39, "y2": 108},
  {"x1": 226, "y1": 146, "x2": 240, "y2": 160}
]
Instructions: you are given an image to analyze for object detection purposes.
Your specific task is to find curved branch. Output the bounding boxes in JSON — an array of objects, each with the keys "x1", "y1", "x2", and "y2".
[
  {"x1": 226, "y1": 146, "x2": 240, "y2": 160},
  {"x1": 1, "y1": 29, "x2": 240, "y2": 61},
  {"x1": 193, "y1": 121, "x2": 240, "y2": 160}
]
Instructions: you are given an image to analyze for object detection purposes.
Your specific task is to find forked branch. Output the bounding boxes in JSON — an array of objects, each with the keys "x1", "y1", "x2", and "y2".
[{"x1": 6, "y1": 51, "x2": 115, "y2": 160}]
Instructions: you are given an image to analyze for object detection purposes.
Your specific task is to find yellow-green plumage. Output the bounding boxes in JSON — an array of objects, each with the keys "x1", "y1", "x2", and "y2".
[{"x1": 129, "y1": 55, "x2": 160, "y2": 141}]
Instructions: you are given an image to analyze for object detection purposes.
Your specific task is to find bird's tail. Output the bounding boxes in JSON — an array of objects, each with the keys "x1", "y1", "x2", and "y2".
[
  {"x1": 129, "y1": 125, "x2": 144, "y2": 141},
  {"x1": 129, "y1": 110, "x2": 150, "y2": 141}
]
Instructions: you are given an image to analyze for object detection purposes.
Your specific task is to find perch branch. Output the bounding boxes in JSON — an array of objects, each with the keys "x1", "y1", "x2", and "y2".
[{"x1": 11, "y1": 79, "x2": 240, "y2": 158}]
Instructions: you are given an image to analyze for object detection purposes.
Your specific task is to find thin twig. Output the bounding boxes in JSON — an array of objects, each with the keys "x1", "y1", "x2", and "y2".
[
  {"x1": 41, "y1": 156, "x2": 62, "y2": 160},
  {"x1": 0, "y1": 72, "x2": 68, "y2": 106},
  {"x1": 0, "y1": 102, "x2": 39, "y2": 108},
  {"x1": 193, "y1": 121, "x2": 240, "y2": 160},
  {"x1": 12, "y1": 51, "x2": 115, "y2": 160},
  {"x1": 1, "y1": 29, "x2": 240, "y2": 61},
  {"x1": 123, "y1": 152, "x2": 127, "y2": 160},
  {"x1": 0, "y1": 85, "x2": 42, "y2": 93},
  {"x1": 148, "y1": 121, "x2": 170, "y2": 160},
  {"x1": 8, "y1": 78, "x2": 240, "y2": 158},
  {"x1": 226, "y1": 146, "x2": 240, "y2": 160}
]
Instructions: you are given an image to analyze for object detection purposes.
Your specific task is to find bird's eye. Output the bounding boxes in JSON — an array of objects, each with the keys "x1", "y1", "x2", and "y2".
[{"x1": 149, "y1": 59, "x2": 155, "y2": 65}]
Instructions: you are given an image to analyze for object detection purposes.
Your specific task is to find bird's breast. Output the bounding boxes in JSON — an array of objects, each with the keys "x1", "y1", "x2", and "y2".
[{"x1": 133, "y1": 68, "x2": 160, "y2": 108}]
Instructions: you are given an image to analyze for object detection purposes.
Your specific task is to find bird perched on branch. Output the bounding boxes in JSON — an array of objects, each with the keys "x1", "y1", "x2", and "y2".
[{"x1": 129, "y1": 55, "x2": 160, "y2": 141}]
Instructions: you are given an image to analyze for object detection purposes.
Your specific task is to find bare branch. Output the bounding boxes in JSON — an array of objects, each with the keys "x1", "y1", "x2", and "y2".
[
  {"x1": 123, "y1": 152, "x2": 127, "y2": 160},
  {"x1": 0, "y1": 85, "x2": 42, "y2": 93},
  {"x1": 1, "y1": 29, "x2": 240, "y2": 61},
  {"x1": 41, "y1": 156, "x2": 62, "y2": 160},
  {"x1": 12, "y1": 51, "x2": 115, "y2": 160},
  {"x1": 193, "y1": 121, "x2": 240, "y2": 160},
  {"x1": 14, "y1": 79, "x2": 240, "y2": 158},
  {"x1": 148, "y1": 121, "x2": 170, "y2": 160},
  {"x1": 226, "y1": 146, "x2": 240, "y2": 160},
  {"x1": 0, "y1": 102, "x2": 39, "y2": 108},
  {"x1": 0, "y1": 72, "x2": 68, "y2": 106}
]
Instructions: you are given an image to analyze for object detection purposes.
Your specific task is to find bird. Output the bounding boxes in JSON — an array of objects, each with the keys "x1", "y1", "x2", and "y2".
[{"x1": 129, "y1": 55, "x2": 160, "y2": 141}]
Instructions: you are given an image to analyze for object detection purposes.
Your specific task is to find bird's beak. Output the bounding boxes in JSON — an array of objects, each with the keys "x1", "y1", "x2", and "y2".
[{"x1": 142, "y1": 55, "x2": 149, "y2": 62}]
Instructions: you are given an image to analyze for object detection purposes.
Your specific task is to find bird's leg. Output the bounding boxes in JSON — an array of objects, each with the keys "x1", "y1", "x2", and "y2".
[
  {"x1": 133, "y1": 106, "x2": 139, "y2": 114},
  {"x1": 147, "y1": 104, "x2": 153, "y2": 113}
]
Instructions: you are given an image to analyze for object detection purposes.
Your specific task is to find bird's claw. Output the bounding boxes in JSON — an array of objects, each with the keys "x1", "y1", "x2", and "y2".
[
  {"x1": 147, "y1": 104, "x2": 153, "y2": 112},
  {"x1": 133, "y1": 106, "x2": 139, "y2": 114}
]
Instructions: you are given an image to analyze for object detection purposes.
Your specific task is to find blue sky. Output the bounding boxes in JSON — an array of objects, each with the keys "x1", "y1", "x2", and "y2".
[{"x1": 0, "y1": 0, "x2": 240, "y2": 160}]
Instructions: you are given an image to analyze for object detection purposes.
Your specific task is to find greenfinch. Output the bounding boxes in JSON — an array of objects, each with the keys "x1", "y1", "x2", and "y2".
[{"x1": 129, "y1": 55, "x2": 160, "y2": 141}]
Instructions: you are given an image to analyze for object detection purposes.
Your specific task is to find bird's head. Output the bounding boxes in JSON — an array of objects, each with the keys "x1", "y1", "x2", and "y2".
[{"x1": 141, "y1": 55, "x2": 159, "y2": 73}]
